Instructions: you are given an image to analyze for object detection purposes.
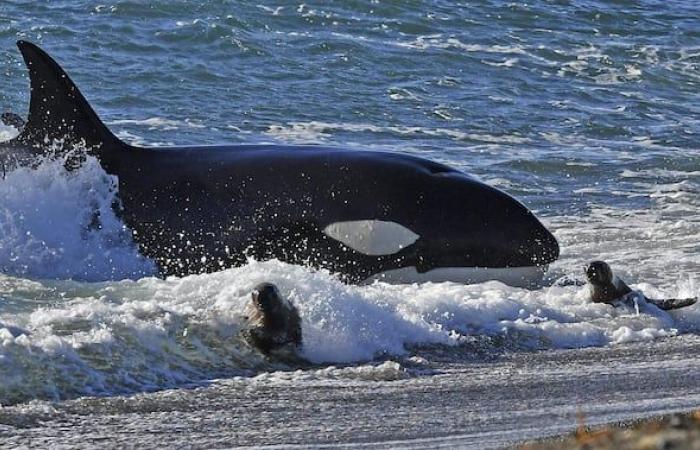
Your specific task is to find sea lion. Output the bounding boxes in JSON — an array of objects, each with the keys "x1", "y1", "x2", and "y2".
[
  {"x1": 585, "y1": 260, "x2": 697, "y2": 311},
  {"x1": 241, "y1": 283, "x2": 303, "y2": 354}
]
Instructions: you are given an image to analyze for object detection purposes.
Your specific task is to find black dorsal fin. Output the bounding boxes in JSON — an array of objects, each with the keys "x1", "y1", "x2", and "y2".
[{"x1": 14, "y1": 40, "x2": 123, "y2": 151}]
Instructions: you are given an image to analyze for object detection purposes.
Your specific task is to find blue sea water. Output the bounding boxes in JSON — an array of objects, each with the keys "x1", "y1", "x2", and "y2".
[
  {"x1": 1, "y1": 1, "x2": 697, "y2": 215},
  {"x1": 0, "y1": 1, "x2": 699, "y2": 445}
]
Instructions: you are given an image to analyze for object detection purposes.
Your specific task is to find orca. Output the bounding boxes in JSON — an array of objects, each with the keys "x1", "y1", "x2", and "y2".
[{"x1": 0, "y1": 41, "x2": 559, "y2": 286}]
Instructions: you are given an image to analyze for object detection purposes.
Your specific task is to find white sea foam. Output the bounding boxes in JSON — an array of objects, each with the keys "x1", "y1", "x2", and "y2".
[
  {"x1": 265, "y1": 121, "x2": 530, "y2": 145},
  {"x1": 233, "y1": 360, "x2": 410, "y2": 384},
  {"x1": 0, "y1": 254, "x2": 697, "y2": 405},
  {"x1": 394, "y1": 35, "x2": 527, "y2": 55},
  {"x1": 108, "y1": 117, "x2": 206, "y2": 131},
  {"x1": 482, "y1": 57, "x2": 519, "y2": 68},
  {"x1": 0, "y1": 144, "x2": 698, "y2": 406},
  {"x1": 0, "y1": 123, "x2": 20, "y2": 141},
  {"x1": 0, "y1": 156, "x2": 156, "y2": 280}
]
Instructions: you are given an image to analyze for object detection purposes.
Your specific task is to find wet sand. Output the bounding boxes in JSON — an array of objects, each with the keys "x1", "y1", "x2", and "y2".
[{"x1": 2, "y1": 335, "x2": 700, "y2": 448}]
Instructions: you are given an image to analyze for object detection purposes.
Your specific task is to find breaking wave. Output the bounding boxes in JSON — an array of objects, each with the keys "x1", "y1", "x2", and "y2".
[
  {"x1": 0, "y1": 151, "x2": 698, "y2": 405},
  {"x1": 1, "y1": 255, "x2": 698, "y2": 405},
  {"x1": 0, "y1": 155, "x2": 156, "y2": 281}
]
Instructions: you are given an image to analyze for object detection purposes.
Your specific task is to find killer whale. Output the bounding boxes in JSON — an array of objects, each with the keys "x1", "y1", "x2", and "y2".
[{"x1": 0, "y1": 41, "x2": 559, "y2": 286}]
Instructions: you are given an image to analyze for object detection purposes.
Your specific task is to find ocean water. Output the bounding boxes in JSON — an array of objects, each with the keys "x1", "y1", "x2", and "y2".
[{"x1": 1, "y1": 0, "x2": 700, "y2": 447}]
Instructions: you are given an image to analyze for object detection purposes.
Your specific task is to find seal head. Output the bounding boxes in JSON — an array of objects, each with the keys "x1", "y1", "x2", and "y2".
[
  {"x1": 585, "y1": 260, "x2": 613, "y2": 286},
  {"x1": 243, "y1": 283, "x2": 302, "y2": 354},
  {"x1": 585, "y1": 260, "x2": 631, "y2": 304}
]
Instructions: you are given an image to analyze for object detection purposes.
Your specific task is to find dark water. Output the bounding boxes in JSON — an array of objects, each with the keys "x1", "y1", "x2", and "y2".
[{"x1": 2, "y1": 0, "x2": 699, "y2": 214}]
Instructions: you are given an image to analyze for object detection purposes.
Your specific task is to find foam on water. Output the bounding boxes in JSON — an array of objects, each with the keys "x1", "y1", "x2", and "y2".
[
  {"x1": 0, "y1": 147, "x2": 699, "y2": 405},
  {"x1": 265, "y1": 121, "x2": 531, "y2": 145},
  {"x1": 0, "y1": 155, "x2": 156, "y2": 281},
  {"x1": 0, "y1": 254, "x2": 698, "y2": 405}
]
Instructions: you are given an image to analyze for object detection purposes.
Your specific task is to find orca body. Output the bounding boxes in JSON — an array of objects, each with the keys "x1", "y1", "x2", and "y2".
[{"x1": 0, "y1": 41, "x2": 559, "y2": 285}]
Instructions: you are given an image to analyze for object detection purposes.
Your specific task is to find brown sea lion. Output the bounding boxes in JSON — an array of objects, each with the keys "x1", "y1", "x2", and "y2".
[
  {"x1": 242, "y1": 283, "x2": 303, "y2": 354},
  {"x1": 585, "y1": 260, "x2": 696, "y2": 311}
]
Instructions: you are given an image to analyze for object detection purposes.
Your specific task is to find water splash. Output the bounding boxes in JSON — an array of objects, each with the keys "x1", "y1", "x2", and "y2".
[{"x1": 0, "y1": 155, "x2": 156, "y2": 281}]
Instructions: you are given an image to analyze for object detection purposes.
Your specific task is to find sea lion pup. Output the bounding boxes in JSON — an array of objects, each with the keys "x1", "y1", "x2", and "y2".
[
  {"x1": 241, "y1": 283, "x2": 303, "y2": 354},
  {"x1": 585, "y1": 260, "x2": 697, "y2": 311}
]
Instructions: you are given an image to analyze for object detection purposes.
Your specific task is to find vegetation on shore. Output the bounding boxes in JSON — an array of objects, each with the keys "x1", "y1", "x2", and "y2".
[{"x1": 518, "y1": 411, "x2": 700, "y2": 450}]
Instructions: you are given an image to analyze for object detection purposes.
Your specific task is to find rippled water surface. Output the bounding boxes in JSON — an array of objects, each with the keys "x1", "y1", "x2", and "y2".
[{"x1": 0, "y1": 1, "x2": 699, "y2": 447}]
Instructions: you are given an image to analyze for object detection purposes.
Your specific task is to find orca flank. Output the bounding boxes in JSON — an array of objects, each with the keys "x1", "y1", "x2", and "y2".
[{"x1": 0, "y1": 41, "x2": 559, "y2": 286}]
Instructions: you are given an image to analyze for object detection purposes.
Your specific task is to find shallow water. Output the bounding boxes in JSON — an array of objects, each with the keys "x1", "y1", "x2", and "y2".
[
  {"x1": 4, "y1": 337, "x2": 700, "y2": 449},
  {"x1": 0, "y1": 0, "x2": 699, "y2": 445}
]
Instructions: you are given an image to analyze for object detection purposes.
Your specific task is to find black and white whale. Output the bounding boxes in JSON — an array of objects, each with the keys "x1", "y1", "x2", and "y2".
[{"x1": 0, "y1": 41, "x2": 559, "y2": 286}]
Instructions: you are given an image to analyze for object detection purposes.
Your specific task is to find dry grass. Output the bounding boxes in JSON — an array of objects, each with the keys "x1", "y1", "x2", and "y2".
[{"x1": 517, "y1": 410, "x2": 700, "y2": 450}]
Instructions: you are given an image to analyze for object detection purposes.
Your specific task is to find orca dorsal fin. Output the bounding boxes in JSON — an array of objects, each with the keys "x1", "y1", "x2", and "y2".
[{"x1": 14, "y1": 40, "x2": 122, "y2": 151}]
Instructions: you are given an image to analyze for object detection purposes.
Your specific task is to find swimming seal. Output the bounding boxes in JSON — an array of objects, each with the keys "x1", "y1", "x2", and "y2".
[
  {"x1": 242, "y1": 283, "x2": 303, "y2": 354},
  {"x1": 585, "y1": 260, "x2": 696, "y2": 311}
]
